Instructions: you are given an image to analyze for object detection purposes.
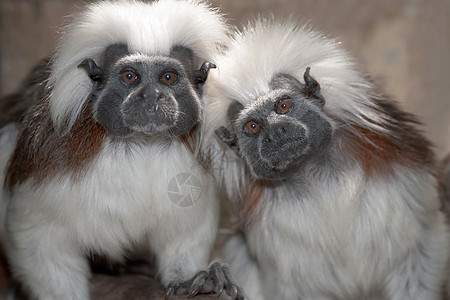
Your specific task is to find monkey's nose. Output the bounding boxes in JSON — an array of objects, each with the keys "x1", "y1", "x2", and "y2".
[
  {"x1": 132, "y1": 89, "x2": 167, "y2": 117},
  {"x1": 266, "y1": 123, "x2": 300, "y2": 143},
  {"x1": 137, "y1": 89, "x2": 165, "y2": 103}
]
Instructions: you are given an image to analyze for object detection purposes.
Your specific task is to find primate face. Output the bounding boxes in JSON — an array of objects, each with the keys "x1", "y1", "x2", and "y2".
[
  {"x1": 79, "y1": 44, "x2": 212, "y2": 138},
  {"x1": 217, "y1": 69, "x2": 333, "y2": 180},
  {"x1": 96, "y1": 53, "x2": 201, "y2": 137}
]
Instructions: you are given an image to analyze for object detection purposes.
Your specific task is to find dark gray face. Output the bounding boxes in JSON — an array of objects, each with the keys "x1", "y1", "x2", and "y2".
[
  {"x1": 78, "y1": 44, "x2": 214, "y2": 138},
  {"x1": 216, "y1": 70, "x2": 333, "y2": 180}
]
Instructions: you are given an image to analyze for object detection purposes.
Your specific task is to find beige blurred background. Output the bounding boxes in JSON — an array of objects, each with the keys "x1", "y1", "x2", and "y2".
[{"x1": 1, "y1": 0, "x2": 449, "y2": 159}]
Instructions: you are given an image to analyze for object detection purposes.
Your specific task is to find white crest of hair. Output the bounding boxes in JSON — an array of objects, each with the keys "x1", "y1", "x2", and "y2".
[
  {"x1": 48, "y1": 0, "x2": 229, "y2": 134},
  {"x1": 206, "y1": 17, "x2": 387, "y2": 143}
]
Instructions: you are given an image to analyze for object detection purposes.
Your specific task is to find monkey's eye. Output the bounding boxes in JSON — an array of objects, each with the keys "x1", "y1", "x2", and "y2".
[
  {"x1": 160, "y1": 71, "x2": 178, "y2": 85},
  {"x1": 121, "y1": 70, "x2": 138, "y2": 84},
  {"x1": 244, "y1": 120, "x2": 261, "y2": 135},
  {"x1": 275, "y1": 98, "x2": 293, "y2": 114}
]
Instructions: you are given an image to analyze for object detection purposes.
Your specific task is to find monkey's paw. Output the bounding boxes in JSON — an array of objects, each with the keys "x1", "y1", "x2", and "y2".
[{"x1": 165, "y1": 262, "x2": 244, "y2": 300}]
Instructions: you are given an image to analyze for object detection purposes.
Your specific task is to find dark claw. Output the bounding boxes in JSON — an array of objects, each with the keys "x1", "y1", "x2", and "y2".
[
  {"x1": 219, "y1": 263, "x2": 245, "y2": 300},
  {"x1": 194, "y1": 61, "x2": 217, "y2": 85},
  {"x1": 165, "y1": 285, "x2": 175, "y2": 300},
  {"x1": 165, "y1": 281, "x2": 190, "y2": 300},
  {"x1": 187, "y1": 270, "x2": 209, "y2": 297},
  {"x1": 212, "y1": 277, "x2": 224, "y2": 296},
  {"x1": 207, "y1": 262, "x2": 245, "y2": 300},
  {"x1": 166, "y1": 262, "x2": 245, "y2": 300},
  {"x1": 209, "y1": 262, "x2": 225, "y2": 295}
]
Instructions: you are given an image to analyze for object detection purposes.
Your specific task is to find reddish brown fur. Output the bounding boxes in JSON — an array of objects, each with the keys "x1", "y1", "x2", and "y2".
[
  {"x1": 239, "y1": 177, "x2": 264, "y2": 226},
  {"x1": 341, "y1": 99, "x2": 434, "y2": 176},
  {"x1": 180, "y1": 124, "x2": 199, "y2": 155},
  {"x1": 1, "y1": 57, "x2": 107, "y2": 189},
  {"x1": 5, "y1": 97, "x2": 106, "y2": 189}
]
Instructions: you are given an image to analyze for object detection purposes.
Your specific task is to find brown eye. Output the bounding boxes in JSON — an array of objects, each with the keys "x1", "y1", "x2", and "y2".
[
  {"x1": 121, "y1": 70, "x2": 138, "y2": 84},
  {"x1": 244, "y1": 120, "x2": 261, "y2": 135},
  {"x1": 160, "y1": 71, "x2": 178, "y2": 85},
  {"x1": 276, "y1": 98, "x2": 293, "y2": 114}
]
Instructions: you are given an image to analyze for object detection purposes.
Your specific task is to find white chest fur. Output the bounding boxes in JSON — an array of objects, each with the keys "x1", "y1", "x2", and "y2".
[
  {"x1": 6, "y1": 138, "x2": 217, "y2": 260},
  {"x1": 244, "y1": 167, "x2": 447, "y2": 299}
]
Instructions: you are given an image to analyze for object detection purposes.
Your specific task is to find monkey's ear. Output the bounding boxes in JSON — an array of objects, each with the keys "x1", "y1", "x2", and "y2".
[
  {"x1": 194, "y1": 61, "x2": 216, "y2": 86},
  {"x1": 78, "y1": 59, "x2": 103, "y2": 83},
  {"x1": 227, "y1": 100, "x2": 244, "y2": 123},
  {"x1": 216, "y1": 101, "x2": 244, "y2": 157},
  {"x1": 170, "y1": 46, "x2": 215, "y2": 93},
  {"x1": 215, "y1": 126, "x2": 241, "y2": 157},
  {"x1": 78, "y1": 58, "x2": 104, "y2": 95},
  {"x1": 303, "y1": 67, "x2": 325, "y2": 107}
]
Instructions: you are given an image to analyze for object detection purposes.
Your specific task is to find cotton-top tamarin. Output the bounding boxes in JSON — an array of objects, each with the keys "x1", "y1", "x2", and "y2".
[
  {"x1": 204, "y1": 18, "x2": 450, "y2": 300},
  {"x1": 0, "y1": 1, "x2": 243, "y2": 299}
]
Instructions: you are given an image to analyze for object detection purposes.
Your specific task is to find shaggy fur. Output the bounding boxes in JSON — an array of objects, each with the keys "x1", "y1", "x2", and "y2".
[
  {"x1": 0, "y1": 1, "x2": 236, "y2": 299},
  {"x1": 49, "y1": 0, "x2": 228, "y2": 135},
  {"x1": 203, "y1": 18, "x2": 450, "y2": 300}
]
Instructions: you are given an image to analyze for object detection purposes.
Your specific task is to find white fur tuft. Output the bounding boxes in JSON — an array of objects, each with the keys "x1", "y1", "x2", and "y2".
[
  {"x1": 49, "y1": 0, "x2": 229, "y2": 134},
  {"x1": 206, "y1": 17, "x2": 384, "y2": 142}
]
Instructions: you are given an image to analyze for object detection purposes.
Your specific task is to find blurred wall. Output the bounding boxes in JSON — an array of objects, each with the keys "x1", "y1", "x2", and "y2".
[{"x1": 1, "y1": 0, "x2": 449, "y2": 158}]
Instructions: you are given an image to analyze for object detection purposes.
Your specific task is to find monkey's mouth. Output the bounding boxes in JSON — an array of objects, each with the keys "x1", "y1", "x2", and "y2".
[
  {"x1": 249, "y1": 153, "x2": 302, "y2": 180},
  {"x1": 246, "y1": 139, "x2": 308, "y2": 180},
  {"x1": 249, "y1": 162, "x2": 296, "y2": 180},
  {"x1": 263, "y1": 140, "x2": 307, "y2": 165},
  {"x1": 123, "y1": 105, "x2": 178, "y2": 133},
  {"x1": 119, "y1": 92, "x2": 201, "y2": 137}
]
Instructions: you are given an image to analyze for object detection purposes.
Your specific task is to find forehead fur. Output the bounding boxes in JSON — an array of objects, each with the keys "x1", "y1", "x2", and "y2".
[
  {"x1": 115, "y1": 53, "x2": 181, "y2": 67},
  {"x1": 210, "y1": 17, "x2": 382, "y2": 128},
  {"x1": 49, "y1": 0, "x2": 229, "y2": 134}
]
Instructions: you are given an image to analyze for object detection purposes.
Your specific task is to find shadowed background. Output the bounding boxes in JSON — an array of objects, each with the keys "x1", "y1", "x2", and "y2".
[
  {"x1": 0, "y1": 0, "x2": 449, "y2": 298},
  {"x1": 1, "y1": 0, "x2": 449, "y2": 159}
]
